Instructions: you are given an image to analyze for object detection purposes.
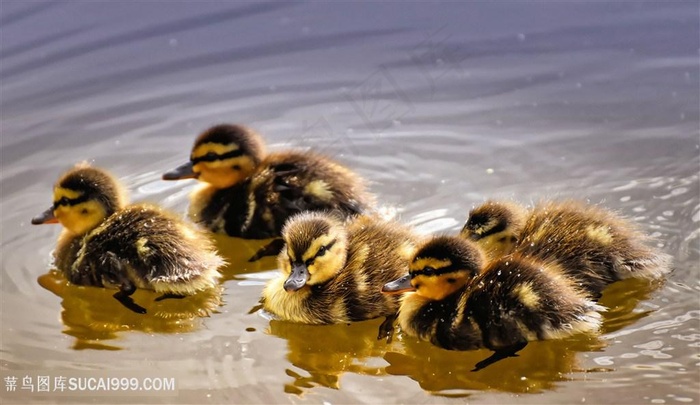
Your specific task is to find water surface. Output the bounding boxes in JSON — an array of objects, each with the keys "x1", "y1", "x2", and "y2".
[{"x1": 1, "y1": 2, "x2": 698, "y2": 404}]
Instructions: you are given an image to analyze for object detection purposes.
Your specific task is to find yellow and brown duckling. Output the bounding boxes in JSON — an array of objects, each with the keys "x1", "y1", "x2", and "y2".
[
  {"x1": 383, "y1": 235, "x2": 603, "y2": 370},
  {"x1": 460, "y1": 200, "x2": 672, "y2": 297},
  {"x1": 32, "y1": 163, "x2": 224, "y2": 314},
  {"x1": 162, "y1": 124, "x2": 373, "y2": 239},
  {"x1": 261, "y1": 211, "x2": 418, "y2": 340}
]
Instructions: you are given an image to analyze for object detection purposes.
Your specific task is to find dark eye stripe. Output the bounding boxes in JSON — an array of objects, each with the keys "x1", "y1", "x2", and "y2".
[
  {"x1": 53, "y1": 194, "x2": 90, "y2": 209},
  {"x1": 315, "y1": 239, "x2": 336, "y2": 259},
  {"x1": 190, "y1": 149, "x2": 245, "y2": 164},
  {"x1": 295, "y1": 239, "x2": 337, "y2": 267},
  {"x1": 410, "y1": 264, "x2": 463, "y2": 278},
  {"x1": 464, "y1": 218, "x2": 507, "y2": 240}
]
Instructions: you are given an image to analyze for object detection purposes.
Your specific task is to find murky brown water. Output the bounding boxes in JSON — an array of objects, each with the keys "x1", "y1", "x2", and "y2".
[{"x1": 1, "y1": 2, "x2": 698, "y2": 404}]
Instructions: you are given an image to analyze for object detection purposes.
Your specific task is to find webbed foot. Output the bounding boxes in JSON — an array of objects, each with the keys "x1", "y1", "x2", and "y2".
[
  {"x1": 249, "y1": 238, "x2": 286, "y2": 262},
  {"x1": 113, "y1": 288, "x2": 147, "y2": 315},
  {"x1": 105, "y1": 253, "x2": 147, "y2": 314},
  {"x1": 472, "y1": 341, "x2": 528, "y2": 372},
  {"x1": 377, "y1": 315, "x2": 397, "y2": 343}
]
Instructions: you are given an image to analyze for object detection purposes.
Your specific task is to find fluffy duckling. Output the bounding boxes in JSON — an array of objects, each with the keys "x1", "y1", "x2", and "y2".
[
  {"x1": 460, "y1": 200, "x2": 528, "y2": 262},
  {"x1": 261, "y1": 211, "x2": 418, "y2": 340},
  {"x1": 32, "y1": 163, "x2": 224, "y2": 314},
  {"x1": 163, "y1": 124, "x2": 373, "y2": 239},
  {"x1": 383, "y1": 236, "x2": 603, "y2": 370},
  {"x1": 460, "y1": 200, "x2": 672, "y2": 297}
]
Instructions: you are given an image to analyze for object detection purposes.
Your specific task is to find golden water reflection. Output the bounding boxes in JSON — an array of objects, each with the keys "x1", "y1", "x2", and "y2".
[
  {"x1": 210, "y1": 234, "x2": 280, "y2": 280},
  {"x1": 266, "y1": 277, "x2": 663, "y2": 396},
  {"x1": 35, "y1": 235, "x2": 279, "y2": 351},
  {"x1": 36, "y1": 231, "x2": 665, "y2": 395},
  {"x1": 38, "y1": 270, "x2": 223, "y2": 350},
  {"x1": 267, "y1": 318, "x2": 392, "y2": 394}
]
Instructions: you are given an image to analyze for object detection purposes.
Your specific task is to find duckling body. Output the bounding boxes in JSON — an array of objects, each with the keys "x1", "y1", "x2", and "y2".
[
  {"x1": 262, "y1": 212, "x2": 417, "y2": 333},
  {"x1": 461, "y1": 200, "x2": 672, "y2": 297},
  {"x1": 383, "y1": 236, "x2": 602, "y2": 367},
  {"x1": 33, "y1": 164, "x2": 223, "y2": 313},
  {"x1": 164, "y1": 124, "x2": 373, "y2": 239}
]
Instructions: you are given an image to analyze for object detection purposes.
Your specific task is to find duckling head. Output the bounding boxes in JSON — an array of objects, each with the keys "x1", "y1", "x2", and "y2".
[
  {"x1": 31, "y1": 163, "x2": 127, "y2": 235},
  {"x1": 460, "y1": 200, "x2": 527, "y2": 261},
  {"x1": 383, "y1": 236, "x2": 484, "y2": 301},
  {"x1": 277, "y1": 212, "x2": 348, "y2": 292},
  {"x1": 162, "y1": 124, "x2": 266, "y2": 189}
]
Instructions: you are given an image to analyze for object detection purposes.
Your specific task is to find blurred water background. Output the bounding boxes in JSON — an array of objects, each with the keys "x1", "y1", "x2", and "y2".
[{"x1": 1, "y1": 1, "x2": 698, "y2": 404}]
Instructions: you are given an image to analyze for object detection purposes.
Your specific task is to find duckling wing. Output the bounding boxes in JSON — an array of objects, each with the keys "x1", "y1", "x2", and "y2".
[
  {"x1": 79, "y1": 205, "x2": 222, "y2": 293},
  {"x1": 516, "y1": 201, "x2": 671, "y2": 296},
  {"x1": 245, "y1": 152, "x2": 371, "y2": 236},
  {"x1": 467, "y1": 256, "x2": 603, "y2": 350}
]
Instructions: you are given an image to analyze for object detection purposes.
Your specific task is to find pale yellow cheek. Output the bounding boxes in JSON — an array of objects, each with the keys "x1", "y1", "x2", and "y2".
[
  {"x1": 413, "y1": 277, "x2": 464, "y2": 301},
  {"x1": 193, "y1": 157, "x2": 255, "y2": 188},
  {"x1": 54, "y1": 201, "x2": 106, "y2": 235},
  {"x1": 195, "y1": 166, "x2": 243, "y2": 188},
  {"x1": 308, "y1": 253, "x2": 344, "y2": 285}
]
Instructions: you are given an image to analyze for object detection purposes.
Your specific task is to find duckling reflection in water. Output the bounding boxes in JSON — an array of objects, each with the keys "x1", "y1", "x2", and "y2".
[
  {"x1": 261, "y1": 212, "x2": 418, "y2": 341},
  {"x1": 267, "y1": 319, "x2": 394, "y2": 393},
  {"x1": 162, "y1": 124, "x2": 374, "y2": 245},
  {"x1": 39, "y1": 269, "x2": 223, "y2": 350},
  {"x1": 32, "y1": 163, "x2": 224, "y2": 314},
  {"x1": 383, "y1": 236, "x2": 603, "y2": 371},
  {"x1": 384, "y1": 332, "x2": 605, "y2": 395},
  {"x1": 461, "y1": 200, "x2": 672, "y2": 297}
]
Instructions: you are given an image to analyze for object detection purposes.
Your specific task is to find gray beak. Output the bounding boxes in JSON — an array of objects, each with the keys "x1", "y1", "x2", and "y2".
[
  {"x1": 31, "y1": 207, "x2": 58, "y2": 225},
  {"x1": 283, "y1": 263, "x2": 310, "y2": 292},
  {"x1": 162, "y1": 161, "x2": 197, "y2": 180},
  {"x1": 382, "y1": 274, "x2": 415, "y2": 294}
]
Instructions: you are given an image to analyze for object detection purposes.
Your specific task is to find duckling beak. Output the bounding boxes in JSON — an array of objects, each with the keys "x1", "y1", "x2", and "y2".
[
  {"x1": 162, "y1": 162, "x2": 197, "y2": 180},
  {"x1": 283, "y1": 264, "x2": 309, "y2": 292},
  {"x1": 31, "y1": 207, "x2": 58, "y2": 225},
  {"x1": 382, "y1": 274, "x2": 415, "y2": 295}
]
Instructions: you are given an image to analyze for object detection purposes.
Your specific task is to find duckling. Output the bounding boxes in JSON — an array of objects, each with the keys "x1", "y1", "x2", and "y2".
[
  {"x1": 32, "y1": 163, "x2": 224, "y2": 314},
  {"x1": 460, "y1": 200, "x2": 528, "y2": 262},
  {"x1": 162, "y1": 124, "x2": 373, "y2": 240},
  {"x1": 460, "y1": 200, "x2": 672, "y2": 297},
  {"x1": 261, "y1": 211, "x2": 418, "y2": 340},
  {"x1": 383, "y1": 235, "x2": 603, "y2": 370}
]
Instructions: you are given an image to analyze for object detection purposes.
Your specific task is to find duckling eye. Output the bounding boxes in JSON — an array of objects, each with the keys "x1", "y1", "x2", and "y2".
[
  {"x1": 317, "y1": 245, "x2": 326, "y2": 256},
  {"x1": 423, "y1": 267, "x2": 436, "y2": 276},
  {"x1": 206, "y1": 152, "x2": 217, "y2": 160}
]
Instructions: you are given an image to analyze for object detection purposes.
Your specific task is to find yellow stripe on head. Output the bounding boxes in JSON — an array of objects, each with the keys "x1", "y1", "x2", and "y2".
[
  {"x1": 191, "y1": 142, "x2": 240, "y2": 160},
  {"x1": 190, "y1": 141, "x2": 256, "y2": 188},
  {"x1": 53, "y1": 187, "x2": 83, "y2": 202},
  {"x1": 410, "y1": 257, "x2": 452, "y2": 272}
]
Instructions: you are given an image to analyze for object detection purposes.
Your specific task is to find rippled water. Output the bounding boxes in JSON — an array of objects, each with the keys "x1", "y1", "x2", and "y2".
[{"x1": 1, "y1": 2, "x2": 698, "y2": 404}]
